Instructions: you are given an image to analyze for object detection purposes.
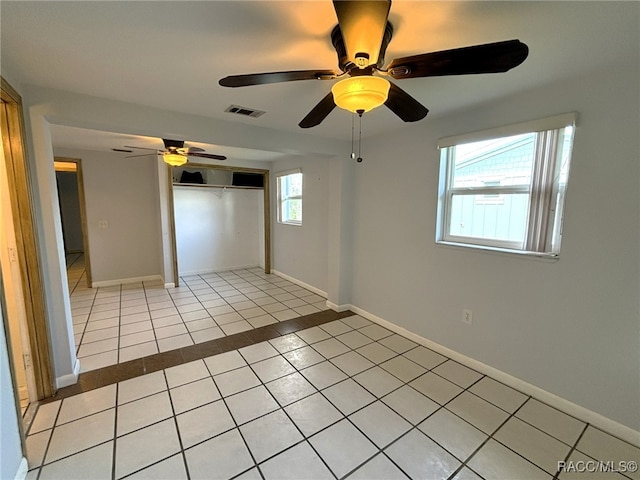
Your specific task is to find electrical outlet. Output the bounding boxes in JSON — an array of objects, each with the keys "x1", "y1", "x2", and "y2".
[
  {"x1": 462, "y1": 309, "x2": 473, "y2": 325},
  {"x1": 98, "y1": 220, "x2": 109, "y2": 229}
]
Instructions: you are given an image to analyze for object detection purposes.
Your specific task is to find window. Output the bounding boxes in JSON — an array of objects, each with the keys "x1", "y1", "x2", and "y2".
[
  {"x1": 277, "y1": 169, "x2": 303, "y2": 225},
  {"x1": 436, "y1": 113, "x2": 576, "y2": 256}
]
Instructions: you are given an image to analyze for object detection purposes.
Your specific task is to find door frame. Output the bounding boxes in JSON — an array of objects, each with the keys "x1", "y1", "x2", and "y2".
[
  {"x1": 1, "y1": 77, "x2": 54, "y2": 400},
  {"x1": 54, "y1": 157, "x2": 93, "y2": 287},
  {"x1": 169, "y1": 163, "x2": 271, "y2": 285}
]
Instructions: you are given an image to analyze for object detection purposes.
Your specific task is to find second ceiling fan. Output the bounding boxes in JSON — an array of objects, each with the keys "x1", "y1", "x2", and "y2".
[
  {"x1": 126, "y1": 139, "x2": 227, "y2": 166},
  {"x1": 219, "y1": 0, "x2": 529, "y2": 128}
]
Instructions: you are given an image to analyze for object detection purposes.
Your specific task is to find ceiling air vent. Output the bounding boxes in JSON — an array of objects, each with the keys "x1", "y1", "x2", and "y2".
[{"x1": 225, "y1": 105, "x2": 265, "y2": 118}]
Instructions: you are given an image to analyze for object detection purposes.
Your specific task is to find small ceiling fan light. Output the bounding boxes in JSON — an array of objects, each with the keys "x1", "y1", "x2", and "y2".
[
  {"x1": 331, "y1": 76, "x2": 390, "y2": 113},
  {"x1": 163, "y1": 153, "x2": 187, "y2": 167}
]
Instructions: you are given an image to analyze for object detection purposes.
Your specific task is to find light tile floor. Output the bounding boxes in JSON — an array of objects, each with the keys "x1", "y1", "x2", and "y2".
[
  {"x1": 25, "y1": 315, "x2": 640, "y2": 480},
  {"x1": 66, "y1": 256, "x2": 327, "y2": 372}
]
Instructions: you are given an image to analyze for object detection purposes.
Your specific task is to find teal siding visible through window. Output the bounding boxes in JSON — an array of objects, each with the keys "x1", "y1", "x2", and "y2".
[{"x1": 437, "y1": 116, "x2": 575, "y2": 255}]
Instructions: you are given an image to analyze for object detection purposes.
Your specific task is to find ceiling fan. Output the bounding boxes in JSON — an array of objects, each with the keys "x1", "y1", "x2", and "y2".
[
  {"x1": 125, "y1": 138, "x2": 227, "y2": 166},
  {"x1": 219, "y1": 0, "x2": 528, "y2": 128}
]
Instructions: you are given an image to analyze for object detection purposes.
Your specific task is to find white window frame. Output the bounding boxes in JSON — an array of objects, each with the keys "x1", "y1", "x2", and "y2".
[
  {"x1": 436, "y1": 112, "x2": 577, "y2": 256},
  {"x1": 276, "y1": 169, "x2": 303, "y2": 226}
]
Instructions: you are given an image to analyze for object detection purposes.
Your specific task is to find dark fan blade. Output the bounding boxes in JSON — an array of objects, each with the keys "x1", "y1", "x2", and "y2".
[
  {"x1": 189, "y1": 152, "x2": 227, "y2": 161},
  {"x1": 387, "y1": 40, "x2": 529, "y2": 79},
  {"x1": 183, "y1": 147, "x2": 205, "y2": 153},
  {"x1": 384, "y1": 83, "x2": 429, "y2": 122},
  {"x1": 125, "y1": 153, "x2": 159, "y2": 158},
  {"x1": 333, "y1": 0, "x2": 391, "y2": 67},
  {"x1": 219, "y1": 70, "x2": 338, "y2": 87},
  {"x1": 299, "y1": 92, "x2": 336, "y2": 128},
  {"x1": 124, "y1": 145, "x2": 158, "y2": 151}
]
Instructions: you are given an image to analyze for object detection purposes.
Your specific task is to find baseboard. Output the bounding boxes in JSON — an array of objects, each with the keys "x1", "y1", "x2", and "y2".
[
  {"x1": 14, "y1": 457, "x2": 28, "y2": 480},
  {"x1": 346, "y1": 304, "x2": 640, "y2": 447},
  {"x1": 55, "y1": 358, "x2": 80, "y2": 389},
  {"x1": 164, "y1": 282, "x2": 175, "y2": 289},
  {"x1": 271, "y1": 270, "x2": 327, "y2": 298},
  {"x1": 91, "y1": 274, "x2": 163, "y2": 288},
  {"x1": 326, "y1": 301, "x2": 352, "y2": 312}
]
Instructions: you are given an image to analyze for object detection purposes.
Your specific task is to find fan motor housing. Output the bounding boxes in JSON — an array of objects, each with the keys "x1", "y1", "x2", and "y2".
[
  {"x1": 331, "y1": 22, "x2": 394, "y2": 72},
  {"x1": 163, "y1": 139, "x2": 185, "y2": 150}
]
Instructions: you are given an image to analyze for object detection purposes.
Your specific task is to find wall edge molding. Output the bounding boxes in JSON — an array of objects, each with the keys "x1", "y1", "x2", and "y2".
[
  {"x1": 271, "y1": 269, "x2": 327, "y2": 298},
  {"x1": 13, "y1": 457, "x2": 28, "y2": 480},
  {"x1": 325, "y1": 301, "x2": 351, "y2": 312},
  {"x1": 55, "y1": 358, "x2": 80, "y2": 389},
  {"x1": 91, "y1": 274, "x2": 163, "y2": 288}
]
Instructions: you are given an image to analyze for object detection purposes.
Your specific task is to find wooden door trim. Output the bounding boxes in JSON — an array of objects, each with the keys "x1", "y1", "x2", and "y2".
[{"x1": 1, "y1": 77, "x2": 54, "y2": 399}]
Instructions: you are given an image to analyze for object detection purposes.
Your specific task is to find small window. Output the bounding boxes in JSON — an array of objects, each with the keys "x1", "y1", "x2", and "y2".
[
  {"x1": 277, "y1": 170, "x2": 303, "y2": 225},
  {"x1": 436, "y1": 113, "x2": 576, "y2": 256}
]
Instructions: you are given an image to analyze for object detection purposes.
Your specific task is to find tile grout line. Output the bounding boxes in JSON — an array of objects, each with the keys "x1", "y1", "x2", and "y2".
[
  {"x1": 115, "y1": 283, "x2": 123, "y2": 372},
  {"x1": 73, "y1": 268, "x2": 325, "y2": 371},
  {"x1": 201, "y1": 351, "x2": 267, "y2": 480},
  {"x1": 32, "y1": 389, "x2": 66, "y2": 479},
  {"x1": 211, "y1": 323, "x2": 424, "y2": 478},
  {"x1": 430, "y1": 385, "x2": 532, "y2": 480},
  {"x1": 552, "y1": 423, "x2": 588, "y2": 480},
  {"x1": 72, "y1": 268, "x2": 99, "y2": 358},
  {"x1": 238, "y1": 342, "x2": 339, "y2": 480},
  {"x1": 30, "y1": 317, "x2": 617, "y2": 480},
  {"x1": 308, "y1": 332, "x2": 427, "y2": 479},
  {"x1": 452, "y1": 394, "x2": 552, "y2": 479},
  {"x1": 36, "y1": 316, "x2": 356, "y2": 475},
  {"x1": 291, "y1": 324, "x2": 487, "y2": 479},
  {"x1": 111, "y1": 382, "x2": 119, "y2": 480},
  {"x1": 291, "y1": 328, "x2": 531, "y2": 479},
  {"x1": 30, "y1": 309, "x2": 640, "y2": 479},
  {"x1": 161, "y1": 368, "x2": 192, "y2": 480}
]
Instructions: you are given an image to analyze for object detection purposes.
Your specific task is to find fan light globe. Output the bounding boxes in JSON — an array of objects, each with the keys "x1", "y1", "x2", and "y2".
[
  {"x1": 331, "y1": 76, "x2": 390, "y2": 113},
  {"x1": 163, "y1": 153, "x2": 187, "y2": 167}
]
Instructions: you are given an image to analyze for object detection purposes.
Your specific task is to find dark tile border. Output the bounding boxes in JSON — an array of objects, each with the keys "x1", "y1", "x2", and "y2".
[{"x1": 44, "y1": 309, "x2": 354, "y2": 402}]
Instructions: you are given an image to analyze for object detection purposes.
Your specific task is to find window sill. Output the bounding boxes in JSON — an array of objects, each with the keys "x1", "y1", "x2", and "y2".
[
  {"x1": 278, "y1": 221, "x2": 302, "y2": 227},
  {"x1": 435, "y1": 240, "x2": 560, "y2": 261}
]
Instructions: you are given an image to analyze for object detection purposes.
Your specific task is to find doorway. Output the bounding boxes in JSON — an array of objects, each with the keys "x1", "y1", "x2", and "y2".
[
  {"x1": 0, "y1": 134, "x2": 34, "y2": 414},
  {"x1": 169, "y1": 164, "x2": 271, "y2": 284},
  {"x1": 54, "y1": 157, "x2": 92, "y2": 288},
  {"x1": 1, "y1": 76, "x2": 54, "y2": 414}
]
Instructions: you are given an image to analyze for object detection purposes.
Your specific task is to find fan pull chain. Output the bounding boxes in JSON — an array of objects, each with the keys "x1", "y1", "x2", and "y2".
[
  {"x1": 356, "y1": 109, "x2": 364, "y2": 163},
  {"x1": 351, "y1": 113, "x2": 356, "y2": 160}
]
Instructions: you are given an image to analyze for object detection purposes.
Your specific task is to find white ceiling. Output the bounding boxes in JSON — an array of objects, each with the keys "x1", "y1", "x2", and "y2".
[{"x1": 1, "y1": 1, "x2": 636, "y2": 157}]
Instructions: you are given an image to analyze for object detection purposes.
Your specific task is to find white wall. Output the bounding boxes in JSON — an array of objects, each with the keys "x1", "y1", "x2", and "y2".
[
  {"x1": 0, "y1": 304, "x2": 24, "y2": 480},
  {"x1": 348, "y1": 64, "x2": 640, "y2": 430},
  {"x1": 174, "y1": 186, "x2": 263, "y2": 275},
  {"x1": 271, "y1": 155, "x2": 331, "y2": 293},
  {"x1": 156, "y1": 158, "x2": 175, "y2": 286},
  {"x1": 24, "y1": 110, "x2": 77, "y2": 388},
  {"x1": 55, "y1": 148, "x2": 163, "y2": 284}
]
